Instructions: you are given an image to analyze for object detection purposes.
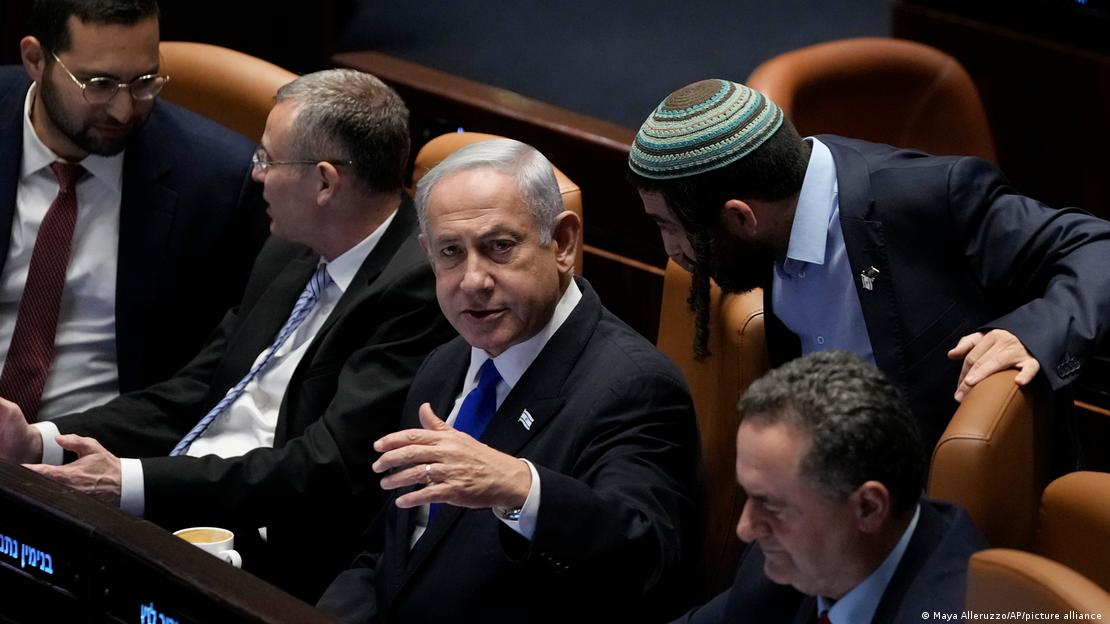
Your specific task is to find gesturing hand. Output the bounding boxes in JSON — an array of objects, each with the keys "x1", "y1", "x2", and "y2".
[
  {"x1": 373, "y1": 402, "x2": 531, "y2": 510},
  {"x1": 947, "y1": 329, "x2": 1040, "y2": 402}
]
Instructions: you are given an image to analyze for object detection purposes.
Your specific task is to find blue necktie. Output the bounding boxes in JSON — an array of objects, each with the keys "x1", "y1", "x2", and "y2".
[
  {"x1": 429, "y1": 359, "x2": 501, "y2": 519},
  {"x1": 453, "y1": 359, "x2": 502, "y2": 440},
  {"x1": 170, "y1": 265, "x2": 330, "y2": 456}
]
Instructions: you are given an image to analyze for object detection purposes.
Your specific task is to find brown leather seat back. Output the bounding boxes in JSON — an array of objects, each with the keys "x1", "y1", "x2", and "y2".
[
  {"x1": 928, "y1": 370, "x2": 1050, "y2": 549},
  {"x1": 656, "y1": 259, "x2": 768, "y2": 597},
  {"x1": 968, "y1": 549, "x2": 1110, "y2": 616},
  {"x1": 411, "y1": 131, "x2": 583, "y2": 273},
  {"x1": 160, "y1": 41, "x2": 297, "y2": 141},
  {"x1": 1036, "y1": 471, "x2": 1110, "y2": 591},
  {"x1": 747, "y1": 37, "x2": 996, "y2": 161}
]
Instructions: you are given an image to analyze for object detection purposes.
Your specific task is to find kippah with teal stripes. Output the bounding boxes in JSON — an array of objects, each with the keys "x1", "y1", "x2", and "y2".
[{"x1": 630, "y1": 79, "x2": 784, "y2": 179}]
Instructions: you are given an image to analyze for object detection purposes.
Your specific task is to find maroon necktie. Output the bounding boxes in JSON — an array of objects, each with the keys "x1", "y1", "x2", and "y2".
[
  {"x1": 0, "y1": 162, "x2": 84, "y2": 422},
  {"x1": 818, "y1": 610, "x2": 831, "y2": 624}
]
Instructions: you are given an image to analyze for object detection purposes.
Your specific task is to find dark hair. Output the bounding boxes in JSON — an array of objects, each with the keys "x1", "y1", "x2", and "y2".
[
  {"x1": 629, "y1": 122, "x2": 809, "y2": 360},
  {"x1": 738, "y1": 351, "x2": 926, "y2": 515},
  {"x1": 276, "y1": 69, "x2": 410, "y2": 195},
  {"x1": 31, "y1": 0, "x2": 160, "y2": 53}
]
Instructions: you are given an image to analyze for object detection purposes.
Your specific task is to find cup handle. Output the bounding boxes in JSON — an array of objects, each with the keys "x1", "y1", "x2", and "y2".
[{"x1": 219, "y1": 549, "x2": 242, "y2": 568}]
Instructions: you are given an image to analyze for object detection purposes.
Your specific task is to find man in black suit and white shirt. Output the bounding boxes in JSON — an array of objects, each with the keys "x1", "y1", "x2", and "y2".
[
  {"x1": 0, "y1": 68, "x2": 455, "y2": 602},
  {"x1": 672, "y1": 351, "x2": 987, "y2": 624},
  {"x1": 317, "y1": 138, "x2": 702, "y2": 623}
]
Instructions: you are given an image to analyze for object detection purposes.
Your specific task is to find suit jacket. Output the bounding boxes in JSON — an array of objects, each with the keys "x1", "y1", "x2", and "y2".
[
  {"x1": 766, "y1": 135, "x2": 1110, "y2": 447},
  {"x1": 53, "y1": 203, "x2": 456, "y2": 602},
  {"x1": 318, "y1": 277, "x2": 702, "y2": 623},
  {"x1": 0, "y1": 66, "x2": 268, "y2": 395},
  {"x1": 673, "y1": 499, "x2": 987, "y2": 624}
]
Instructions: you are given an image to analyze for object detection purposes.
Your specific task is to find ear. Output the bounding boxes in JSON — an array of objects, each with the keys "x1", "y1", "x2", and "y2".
[
  {"x1": 850, "y1": 480, "x2": 893, "y2": 533},
  {"x1": 720, "y1": 199, "x2": 760, "y2": 239},
  {"x1": 313, "y1": 161, "x2": 342, "y2": 207},
  {"x1": 550, "y1": 210, "x2": 581, "y2": 275},
  {"x1": 20, "y1": 37, "x2": 47, "y2": 82}
]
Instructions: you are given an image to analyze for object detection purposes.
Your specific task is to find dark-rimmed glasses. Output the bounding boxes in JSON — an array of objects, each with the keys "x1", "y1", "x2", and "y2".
[
  {"x1": 50, "y1": 51, "x2": 169, "y2": 104},
  {"x1": 251, "y1": 147, "x2": 354, "y2": 173}
]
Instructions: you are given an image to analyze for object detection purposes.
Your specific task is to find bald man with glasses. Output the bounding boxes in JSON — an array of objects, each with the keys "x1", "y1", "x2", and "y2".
[{"x1": 0, "y1": 0, "x2": 268, "y2": 422}]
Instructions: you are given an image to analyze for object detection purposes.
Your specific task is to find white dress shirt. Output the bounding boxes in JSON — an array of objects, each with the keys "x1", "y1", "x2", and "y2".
[
  {"x1": 35, "y1": 211, "x2": 397, "y2": 519},
  {"x1": 1, "y1": 85, "x2": 122, "y2": 420},
  {"x1": 410, "y1": 279, "x2": 583, "y2": 546}
]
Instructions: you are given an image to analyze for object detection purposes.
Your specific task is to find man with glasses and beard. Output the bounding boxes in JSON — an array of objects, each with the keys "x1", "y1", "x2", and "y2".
[
  {"x1": 629, "y1": 79, "x2": 1110, "y2": 456},
  {"x1": 0, "y1": 0, "x2": 267, "y2": 422}
]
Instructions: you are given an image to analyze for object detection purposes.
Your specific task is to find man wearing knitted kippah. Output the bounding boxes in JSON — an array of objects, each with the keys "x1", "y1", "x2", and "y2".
[{"x1": 629, "y1": 78, "x2": 1110, "y2": 452}]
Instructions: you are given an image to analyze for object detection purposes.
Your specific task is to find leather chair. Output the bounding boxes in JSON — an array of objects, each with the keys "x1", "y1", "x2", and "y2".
[
  {"x1": 968, "y1": 549, "x2": 1110, "y2": 617},
  {"x1": 411, "y1": 131, "x2": 584, "y2": 273},
  {"x1": 655, "y1": 259, "x2": 768, "y2": 597},
  {"x1": 159, "y1": 41, "x2": 297, "y2": 141},
  {"x1": 746, "y1": 37, "x2": 997, "y2": 161},
  {"x1": 928, "y1": 370, "x2": 1051, "y2": 549},
  {"x1": 1035, "y1": 471, "x2": 1110, "y2": 591}
]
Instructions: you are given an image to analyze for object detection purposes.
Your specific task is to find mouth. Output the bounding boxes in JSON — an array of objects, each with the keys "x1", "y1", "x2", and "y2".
[
  {"x1": 93, "y1": 123, "x2": 130, "y2": 139},
  {"x1": 462, "y1": 308, "x2": 506, "y2": 322}
]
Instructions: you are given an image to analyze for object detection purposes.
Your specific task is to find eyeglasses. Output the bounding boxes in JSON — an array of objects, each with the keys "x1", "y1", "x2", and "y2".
[
  {"x1": 251, "y1": 147, "x2": 353, "y2": 173},
  {"x1": 50, "y1": 51, "x2": 169, "y2": 104}
]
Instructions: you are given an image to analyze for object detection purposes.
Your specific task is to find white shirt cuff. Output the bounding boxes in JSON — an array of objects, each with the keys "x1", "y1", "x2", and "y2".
[
  {"x1": 494, "y1": 458, "x2": 541, "y2": 540},
  {"x1": 31, "y1": 422, "x2": 63, "y2": 465},
  {"x1": 118, "y1": 457, "x2": 145, "y2": 517}
]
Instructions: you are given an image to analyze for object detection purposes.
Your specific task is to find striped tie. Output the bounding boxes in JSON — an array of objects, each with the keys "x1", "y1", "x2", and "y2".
[
  {"x1": 0, "y1": 162, "x2": 85, "y2": 422},
  {"x1": 169, "y1": 264, "x2": 330, "y2": 456}
]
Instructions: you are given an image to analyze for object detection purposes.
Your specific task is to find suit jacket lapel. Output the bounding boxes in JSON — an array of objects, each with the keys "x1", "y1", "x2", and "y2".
[
  {"x1": 0, "y1": 77, "x2": 25, "y2": 271},
  {"x1": 208, "y1": 252, "x2": 318, "y2": 399},
  {"x1": 825, "y1": 137, "x2": 909, "y2": 387},
  {"x1": 115, "y1": 114, "x2": 180, "y2": 390},
  {"x1": 872, "y1": 501, "x2": 939, "y2": 624}
]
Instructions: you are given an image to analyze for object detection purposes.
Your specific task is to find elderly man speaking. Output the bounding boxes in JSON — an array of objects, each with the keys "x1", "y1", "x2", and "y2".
[{"x1": 318, "y1": 138, "x2": 702, "y2": 623}]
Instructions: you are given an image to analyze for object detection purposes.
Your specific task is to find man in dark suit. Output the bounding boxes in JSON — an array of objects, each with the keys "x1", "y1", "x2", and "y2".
[
  {"x1": 317, "y1": 138, "x2": 702, "y2": 623},
  {"x1": 674, "y1": 350, "x2": 987, "y2": 624},
  {"x1": 629, "y1": 79, "x2": 1110, "y2": 450},
  {"x1": 0, "y1": 68, "x2": 455, "y2": 602},
  {"x1": 0, "y1": 0, "x2": 267, "y2": 421}
]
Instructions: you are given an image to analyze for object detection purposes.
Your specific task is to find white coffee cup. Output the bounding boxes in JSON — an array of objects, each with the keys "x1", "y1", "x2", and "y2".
[{"x1": 173, "y1": 527, "x2": 242, "y2": 568}]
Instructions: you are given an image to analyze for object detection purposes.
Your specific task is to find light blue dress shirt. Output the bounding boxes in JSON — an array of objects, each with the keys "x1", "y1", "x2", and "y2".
[{"x1": 771, "y1": 137, "x2": 875, "y2": 363}]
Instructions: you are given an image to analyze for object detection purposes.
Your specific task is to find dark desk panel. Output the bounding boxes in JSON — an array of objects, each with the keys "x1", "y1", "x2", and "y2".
[{"x1": 0, "y1": 463, "x2": 336, "y2": 624}]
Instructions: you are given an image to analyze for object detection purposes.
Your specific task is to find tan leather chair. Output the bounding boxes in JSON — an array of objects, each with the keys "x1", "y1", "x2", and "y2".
[
  {"x1": 1035, "y1": 471, "x2": 1110, "y2": 591},
  {"x1": 968, "y1": 549, "x2": 1110, "y2": 617},
  {"x1": 655, "y1": 259, "x2": 768, "y2": 597},
  {"x1": 159, "y1": 41, "x2": 297, "y2": 141},
  {"x1": 411, "y1": 131, "x2": 584, "y2": 273},
  {"x1": 928, "y1": 370, "x2": 1051, "y2": 549},
  {"x1": 747, "y1": 37, "x2": 997, "y2": 161}
]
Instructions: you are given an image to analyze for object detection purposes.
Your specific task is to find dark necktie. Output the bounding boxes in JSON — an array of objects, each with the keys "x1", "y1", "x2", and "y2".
[
  {"x1": 0, "y1": 162, "x2": 85, "y2": 422},
  {"x1": 169, "y1": 264, "x2": 331, "y2": 456},
  {"x1": 818, "y1": 609, "x2": 831, "y2": 624},
  {"x1": 453, "y1": 358, "x2": 502, "y2": 440},
  {"x1": 429, "y1": 359, "x2": 502, "y2": 519}
]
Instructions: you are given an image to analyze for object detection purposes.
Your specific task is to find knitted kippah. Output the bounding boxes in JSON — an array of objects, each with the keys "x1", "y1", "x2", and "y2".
[{"x1": 629, "y1": 79, "x2": 784, "y2": 179}]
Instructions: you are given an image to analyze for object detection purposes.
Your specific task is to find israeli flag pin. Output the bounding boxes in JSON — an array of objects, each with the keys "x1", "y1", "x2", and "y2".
[
  {"x1": 860, "y1": 266, "x2": 880, "y2": 291},
  {"x1": 518, "y1": 409, "x2": 534, "y2": 431}
]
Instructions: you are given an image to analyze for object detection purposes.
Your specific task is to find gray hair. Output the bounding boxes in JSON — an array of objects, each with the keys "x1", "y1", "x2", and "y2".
[
  {"x1": 275, "y1": 69, "x2": 410, "y2": 194},
  {"x1": 738, "y1": 351, "x2": 926, "y2": 515},
  {"x1": 414, "y1": 138, "x2": 564, "y2": 244}
]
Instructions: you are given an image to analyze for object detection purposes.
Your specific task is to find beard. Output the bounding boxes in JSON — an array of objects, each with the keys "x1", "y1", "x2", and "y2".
[
  {"x1": 38, "y1": 72, "x2": 145, "y2": 156},
  {"x1": 707, "y1": 228, "x2": 777, "y2": 294}
]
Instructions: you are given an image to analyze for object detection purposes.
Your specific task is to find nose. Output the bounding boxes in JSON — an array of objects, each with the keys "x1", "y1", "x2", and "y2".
[
  {"x1": 104, "y1": 89, "x2": 135, "y2": 123},
  {"x1": 736, "y1": 498, "x2": 766, "y2": 543},
  {"x1": 661, "y1": 232, "x2": 696, "y2": 272},
  {"x1": 250, "y1": 164, "x2": 266, "y2": 184},
  {"x1": 459, "y1": 253, "x2": 493, "y2": 292}
]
